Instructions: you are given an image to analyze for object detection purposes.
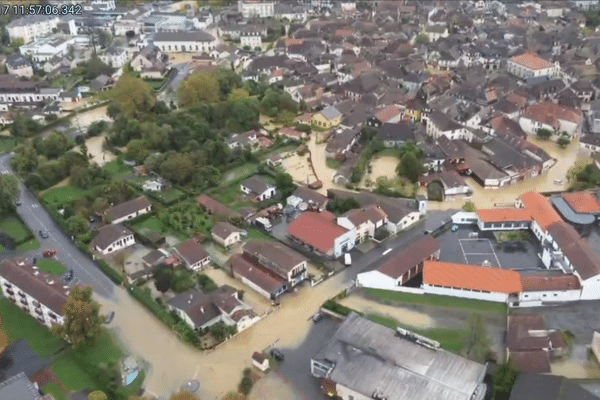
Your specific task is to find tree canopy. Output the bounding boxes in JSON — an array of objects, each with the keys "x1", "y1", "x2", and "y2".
[
  {"x1": 88, "y1": 391, "x2": 108, "y2": 400},
  {"x1": 169, "y1": 391, "x2": 200, "y2": 400},
  {"x1": 0, "y1": 175, "x2": 19, "y2": 214},
  {"x1": 179, "y1": 71, "x2": 219, "y2": 107},
  {"x1": 51, "y1": 286, "x2": 103, "y2": 349},
  {"x1": 108, "y1": 74, "x2": 156, "y2": 117}
]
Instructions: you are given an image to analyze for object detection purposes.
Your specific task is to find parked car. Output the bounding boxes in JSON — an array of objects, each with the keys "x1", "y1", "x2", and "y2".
[
  {"x1": 105, "y1": 311, "x2": 115, "y2": 324},
  {"x1": 39, "y1": 230, "x2": 49, "y2": 239},
  {"x1": 270, "y1": 348, "x2": 284, "y2": 361},
  {"x1": 63, "y1": 269, "x2": 74, "y2": 283},
  {"x1": 451, "y1": 225, "x2": 459, "y2": 232},
  {"x1": 344, "y1": 253, "x2": 352, "y2": 266},
  {"x1": 313, "y1": 312, "x2": 324, "y2": 323},
  {"x1": 42, "y1": 248, "x2": 57, "y2": 258},
  {"x1": 88, "y1": 216, "x2": 95, "y2": 223},
  {"x1": 14, "y1": 200, "x2": 21, "y2": 206}
]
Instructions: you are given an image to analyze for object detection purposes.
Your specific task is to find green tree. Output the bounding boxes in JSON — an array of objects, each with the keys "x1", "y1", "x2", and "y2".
[
  {"x1": 493, "y1": 360, "x2": 520, "y2": 400},
  {"x1": 169, "y1": 392, "x2": 199, "y2": 400},
  {"x1": 88, "y1": 391, "x2": 108, "y2": 400},
  {"x1": 38, "y1": 132, "x2": 69, "y2": 159},
  {"x1": 463, "y1": 313, "x2": 492, "y2": 363},
  {"x1": 153, "y1": 266, "x2": 173, "y2": 293},
  {"x1": 210, "y1": 321, "x2": 228, "y2": 341},
  {"x1": 397, "y1": 152, "x2": 425, "y2": 183},
  {"x1": 126, "y1": 139, "x2": 149, "y2": 164},
  {"x1": 51, "y1": 286, "x2": 103, "y2": 349},
  {"x1": 462, "y1": 201, "x2": 476, "y2": 212},
  {"x1": 109, "y1": 73, "x2": 156, "y2": 117},
  {"x1": 66, "y1": 214, "x2": 88, "y2": 235},
  {"x1": 557, "y1": 136, "x2": 571, "y2": 148},
  {"x1": 0, "y1": 175, "x2": 19, "y2": 213},
  {"x1": 228, "y1": 88, "x2": 250, "y2": 102},
  {"x1": 178, "y1": 71, "x2": 219, "y2": 108},
  {"x1": 160, "y1": 153, "x2": 195, "y2": 184},
  {"x1": 85, "y1": 54, "x2": 113, "y2": 80},
  {"x1": 414, "y1": 34, "x2": 429, "y2": 44},
  {"x1": 10, "y1": 112, "x2": 28, "y2": 137},
  {"x1": 536, "y1": 128, "x2": 553, "y2": 139}
]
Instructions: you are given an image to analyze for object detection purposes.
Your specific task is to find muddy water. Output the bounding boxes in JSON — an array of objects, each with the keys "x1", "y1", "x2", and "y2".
[
  {"x1": 427, "y1": 138, "x2": 592, "y2": 210},
  {"x1": 361, "y1": 155, "x2": 398, "y2": 186},
  {"x1": 281, "y1": 153, "x2": 315, "y2": 186},
  {"x1": 69, "y1": 106, "x2": 110, "y2": 129},
  {"x1": 74, "y1": 133, "x2": 116, "y2": 167},
  {"x1": 551, "y1": 359, "x2": 600, "y2": 379},
  {"x1": 338, "y1": 296, "x2": 435, "y2": 330},
  {"x1": 97, "y1": 266, "x2": 359, "y2": 400}
]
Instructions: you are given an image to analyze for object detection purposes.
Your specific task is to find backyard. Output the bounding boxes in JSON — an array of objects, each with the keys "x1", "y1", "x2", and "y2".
[
  {"x1": 131, "y1": 216, "x2": 189, "y2": 242},
  {"x1": 0, "y1": 214, "x2": 33, "y2": 243},
  {"x1": 41, "y1": 185, "x2": 91, "y2": 207},
  {"x1": 36, "y1": 258, "x2": 68, "y2": 275}
]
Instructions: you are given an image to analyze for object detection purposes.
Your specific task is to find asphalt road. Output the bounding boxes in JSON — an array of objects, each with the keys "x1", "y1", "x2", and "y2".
[{"x1": 0, "y1": 153, "x2": 114, "y2": 298}]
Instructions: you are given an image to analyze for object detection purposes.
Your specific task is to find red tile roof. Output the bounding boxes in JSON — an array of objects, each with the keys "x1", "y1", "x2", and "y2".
[
  {"x1": 423, "y1": 261, "x2": 523, "y2": 294},
  {"x1": 477, "y1": 208, "x2": 532, "y2": 223},
  {"x1": 287, "y1": 211, "x2": 348, "y2": 255},
  {"x1": 562, "y1": 192, "x2": 600, "y2": 214},
  {"x1": 521, "y1": 101, "x2": 583, "y2": 128},
  {"x1": 520, "y1": 274, "x2": 582, "y2": 292},
  {"x1": 374, "y1": 104, "x2": 403, "y2": 123},
  {"x1": 509, "y1": 351, "x2": 551, "y2": 374},
  {"x1": 510, "y1": 53, "x2": 553, "y2": 70},
  {"x1": 519, "y1": 191, "x2": 563, "y2": 230}
]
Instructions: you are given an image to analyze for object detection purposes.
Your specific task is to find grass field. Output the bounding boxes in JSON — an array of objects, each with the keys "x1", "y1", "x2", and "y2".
[
  {"x1": 51, "y1": 356, "x2": 98, "y2": 392},
  {"x1": 42, "y1": 185, "x2": 90, "y2": 206},
  {"x1": 16, "y1": 237, "x2": 40, "y2": 251},
  {"x1": 102, "y1": 159, "x2": 130, "y2": 177},
  {"x1": 246, "y1": 227, "x2": 273, "y2": 242},
  {"x1": 0, "y1": 136, "x2": 19, "y2": 153},
  {"x1": 0, "y1": 214, "x2": 32, "y2": 243},
  {"x1": 37, "y1": 259, "x2": 67, "y2": 275},
  {"x1": 326, "y1": 157, "x2": 342, "y2": 169},
  {"x1": 365, "y1": 288, "x2": 507, "y2": 315},
  {"x1": 42, "y1": 383, "x2": 67, "y2": 400},
  {"x1": 367, "y1": 314, "x2": 464, "y2": 353},
  {"x1": 132, "y1": 217, "x2": 188, "y2": 241}
]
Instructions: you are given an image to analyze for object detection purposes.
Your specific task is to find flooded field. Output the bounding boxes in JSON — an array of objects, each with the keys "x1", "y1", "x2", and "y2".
[
  {"x1": 74, "y1": 133, "x2": 116, "y2": 167},
  {"x1": 361, "y1": 155, "x2": 399, "y2": 187}
]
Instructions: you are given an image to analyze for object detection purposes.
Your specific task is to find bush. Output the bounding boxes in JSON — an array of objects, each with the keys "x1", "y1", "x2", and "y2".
[
  {"x1": 427, "y1": 181, "x2": 444, "y2": 202},
  {"x1": 239, "y1": 376, "x2": 253, "y2": 395},
  {"x1": 322, "y1": 299, "x2": 358, "y2": 317},
  {"x1": 462, "y1": 201, "x2": 476, "y2": 212},
  {"x1": 536, "y1": 128, "x2": 552, "y2": 139},
  {"x1": 557, "y1": 136, "x2": 570, "y2": 148},
  {"x1": 96, "y1": 259, "x2": 124, "y2": 285},
  {"x1": 197, "y1": 273, "x2": 218, "y2": 292}
]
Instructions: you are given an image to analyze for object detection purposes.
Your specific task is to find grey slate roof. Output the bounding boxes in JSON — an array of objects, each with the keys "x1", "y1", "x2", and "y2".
[
  {"x1": 241, "y1": 175, "x2": 274, "y2": 195},
  {"x1": 378, "y1": 122, "x2": 414, "y2": 142},
  {"x1": 312, "y1": 313, "x2": 487, "y2": 400},
  {"x1": 509, "y1": 372, "x2": 600, "y2": 400},
  {"x1": 428, "y1": 110, "x2": 463, "y2": 132},
  {"x1": 0, "y1": 340, "x2": 49, "y2": 381},
  {"x1": 320, "y1": 105, "x2": 342, "y2": 121},
  {"x1": 93, "y1": 224, "x2": 133, "y2": 251},
  {"x1": 0, "y1": 373, "x2": 41, "y2": 400},
  {"x1": 153, "y1": 30, "x2": 215, "y2": 42}
]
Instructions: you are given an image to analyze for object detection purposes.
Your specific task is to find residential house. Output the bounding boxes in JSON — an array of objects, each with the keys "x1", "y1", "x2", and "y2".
[
  {"x1": 168, "y1": 285, "x2": 259, "y2": 332},
  {"x1": 19, "y1": 36, "x2": 75, "y2": 62},
  {"x1": 238, "y1": 1, "x2": 275, "y2": 18},
  {"x1": 424, "y1": 170, "x2": 471, "y2": 198},
  {"x1": 92, "y1": 224, "x2": 135, "y2": 255},
  {"x1": 377, "y1": 122, "x2": 415, "y2": 148},
  {"x1": 241, "y1": 33, "x2": 262, "y2": 49},
  {"x1": 5, "y1": 55, "x2": 33, "y2": 78},
  {"x1": 243, "y1": 241, "x2": 308, "y2": 287},
  {"x1": 311, "y1": 313, "x2": 487, "y2": 400},
  {"x1": 509, "y1": 372, "x2": 600, "y2": 400},
  {"x1": 325, "y1": 127, "x2": 360, "y2": 158},
  {"x1": 212, "y1": 221, "x2": 242, "y2": 248},
  {"x1": 0, "y1": 373, "x2": 44, "y2": 400},
  {"x1": 519, "y1": 101, "x2": 583, "y2": 138},
  {"x1": 367, "y1": 104, "x2": 404, "y2": 128},
  {"x1": 0, "y1": 340, "x2": 49, "y2": 384},
  {"x1": 6, "y1": 15, "x2": 60, "y2": 44},
  {"x1": 88, "y1": 74, "x2": 114, "y2": 93},
  {"x1": 252, "y1": 352, "x2": 270, "y2": 372},
  {"x1": 113, "y1": 9, "x2": 145, "y2": 35},
  {"x1": 357, "y1": 235, "x2": 441, "y2": 290},
  {"x1": 227, "y1": 129, "x2": 261, "y2": 150},
  {"x1": 228, "y1": 253, "x2": 287, "y2": 299},
  {"x1": 197, "y1": 194, "x2": 241, "y2": 219},
  {"x1": 105, "y1": 196, "x2": 152, "y2": 224},
  {"x1": 311, "y1": 106, "x2": 342, "y2": 128},
  {"x1": 287, "y1": 210, "x2": 356, "y2": 258},
  {"x1": 287, "y1": 186, "x2": 329, "y2": 211},
  {"x1": 507, "y1": 53, "x2": 559, "y2": 80},
  {"x1": 101, "y1": 47, "x2": 128, "y2": 68},
  {"x1": 0, "y1": 258, "x2": 68, "y2": 328},
  {"x1": 240, "y1": 175, "x2": 276, "y2": 201},
  {"x1": 175, "y1": 237, "x2": 211, "y2": 271},
  {"x1": 131, "y1": 44, "x2": 169, "y2": 79},
  {"x1": 338, "y1": 205, "x2": 388, "y2": 243},
  {"x1": 153, "y1": 31, "x2": 217, "y2": 53},
  {"x1": 425, "y1": 111, "x2": 472, "y2": 142}
]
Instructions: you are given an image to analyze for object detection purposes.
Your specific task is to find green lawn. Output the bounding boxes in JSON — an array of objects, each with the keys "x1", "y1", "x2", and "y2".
[
  {"x1": 365, "y1": 288, "x2": 507, "y2": 315},
  {"x1": 326, "y1": 157, "x2": 342, "y2": 169},
  {"x1": 70, "y1": 330, "x2": 123, "y2": 367},
  {"x1": 102, "y1": 159, "x2": 130, "y2": 177},
  {"x1": 221, "y1": 163, "x2": 259, "y2": 184},
  {"x1": 0, "y1": 298, "x2": 62, "y2": 357},
  {"x1": 51, "y1": 356, "x2": 98, "y2": 392},
  {"x1": 17, "y1": 237, "x2": 40, "y2": 251},
  {"x1": 0, "y1": 136, "x2": 19, "y2": 153},
  {"x1": 132, "y1": 216, "x2": 188, "y2": 241},
  {"x1": 42, "y1": 383, "x2": 67, "y2": 400},
  {"x1": 367, "y1": 314, "x2": 464, "y2": 353},
  {"x1": 0, "y1": 214, "x2": 32, "y2": 243},
  {"x1": 42, "y1": 185, "x2": 90, "y2": 206},
  {"x1": 151, "y1": 187, "x2": 187, "y2": 204},
  {"x1": 37, "y1": 259, "x2": 67, "y2": 275},
  {"x1": 246, "y1": 227, "x2": 274, "y2": 242}
]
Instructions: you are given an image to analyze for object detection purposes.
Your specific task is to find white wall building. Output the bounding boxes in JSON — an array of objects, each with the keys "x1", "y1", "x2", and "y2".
[
  {"x1": 20, "y1": 36, "x2": 75, "y2": 62},
  {"x1": 238, "y1": 1, "x2": 275, "y2": 18},
  {"x1": 7, "y1": 15, "x2": 61, "y2": 44},
  {"x1": 425, "y1": 111, "x2": 473, "y2": 142},
  {"x1": 241, "y1": 34, "x2": 262, "y2": 49},
  {"x1": 507, "y1": 53, "x2": 560, "y2": 80},
  {"x1": 153, "y1": 30, "x2": 216, "y2": 53},
  {"x1": 93, "y1": 224, "x2": 135, "y2": 255},
  {"x1": 0, "y1": 258, "x2": 68, "y2": 328}
]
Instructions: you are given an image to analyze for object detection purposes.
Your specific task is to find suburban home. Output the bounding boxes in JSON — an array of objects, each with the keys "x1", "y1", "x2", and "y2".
[
  {"x1": 425, "y1": 111, "x2": 472, "y2": 142},
  {"x1": 243, "y1": 240, "x2": 308, "y2": 287},
  {"x1": 101, "y1": 46, "x2": 128, "y2": 68},
  {"x1": 5, "y1": 55, "x2": 33, "y2": 78},
  {"x1": 226, "y1": 129, "x2": 260, "y2": 149},
  {"x1": 325, "y1": 127, "x2": 360, "y2": 158},
  {"x1": 105, "y1": 196, "x2": 152, "y2": 224},
  {"x1": 357, "y1": 235, "x2": 441, "y2": 290},
  {"x1": 311, "y1": 313, "x2": 487, "y2": 400},
  {"x1": 519, "y1": 102, "x2": 583, "y2": 138},
  {"x1": 197, "y1": 194, "x2": 241, "y2": 219},
  {"x1": 507, "y1": 53, "x2": 559, "y2": 80},
  {"x1": 287, "y1": 211, "x2": 356, "y2": 259},
  {"x1": 240, "y1": 175, "x2": 276, "y2": 201},
  {"x1": 0, "y1": 258, "x2": 68, "y2": 328},
  {"x1": 228, "y1": 253, "x2": 288, "y2": 299},
  {"x1": 252, "y1": 352, "x2": 269, "y2": 372},
  {"x1": 152, "y1": 31, "x2": 217, "y2": 53},
  {"x1": 338, "y1": 205, "x2": 388, "y2": 243},
  {"x1": 131, "y1": 44, "x2": 169, "y2": 79},
  {"x1": 175, "y1": 237, "x2": 210, "y2": 271},
  {"x1": 367, "y1": 104, "x2": 404, "y2": 128},
  {"x1": 311, "y1": 106, "x2": 343, "y2": 128},
  {"x1": 287, "y1": 186, "x2": 329, "y2": 211},
  {"x1": 424, "y1": 171, "x2": 471, "y2": 198},
  {"x1": 92, "y1": 224, "x2": 135, "y2": 255},
  {"x1": 377, "y1": 122, "x2": 415, "y2": 148},
  {"x1": 168, "y1": 285, "x2": 259, "y2": 332},
  {"x1": 212, "y1": 221, "x2": 242, "y2": 248}
]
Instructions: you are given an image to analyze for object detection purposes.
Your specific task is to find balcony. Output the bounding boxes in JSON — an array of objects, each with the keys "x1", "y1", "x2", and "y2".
[
  {"x1": 32, "y1": 300, "x2": 40, "y2": 308},
  {"x1": 20, "y1": 298, "x2": 28, "y2": 306},
  {"x1": 18, "y1": 291, "x2": 26, "y2": 298},
  {"x1": 3, "y1": 282, "x2": 11, "y2": 288},
  {"x1": 35, "y1": 308, "x2": 42, "y2": 316},
  {"x1": 5, "y1": 288, "x2": 14, "y2": 296}
]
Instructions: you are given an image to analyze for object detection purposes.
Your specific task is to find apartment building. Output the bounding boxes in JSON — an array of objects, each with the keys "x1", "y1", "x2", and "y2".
[{"x1": 6, "y1": 15, "x2": 61, "y2": 44}]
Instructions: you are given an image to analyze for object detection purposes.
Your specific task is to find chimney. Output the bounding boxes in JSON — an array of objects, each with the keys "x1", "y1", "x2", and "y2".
[{"x1": 200, "y1": 306, "x2": 204, "y2": 314}]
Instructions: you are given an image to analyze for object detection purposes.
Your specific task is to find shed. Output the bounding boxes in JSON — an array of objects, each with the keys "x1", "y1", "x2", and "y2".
[{"x1": 252, "y1": 352, "x2": 269, "y2": 371}]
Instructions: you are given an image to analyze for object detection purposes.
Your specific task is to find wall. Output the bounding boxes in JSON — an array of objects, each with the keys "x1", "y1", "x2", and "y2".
[
  {"x1": 333, "y1": 228, "x2": 356, "y2": 258},
  {"x1": 235, "y1": 273, "x2": 273, "y2": 299},
  {"x1": 581, "y1": 277, "x2": 600, "y2": 300},
  {"x1": 336, "y1": 383, "x2": 374, "y2": 400},
  {"x1": 423, "y1": 283, "x2": 508, "y2": 302},
  {"x1": 519, "y1": 288, "x2": 581, "y2": 304}
]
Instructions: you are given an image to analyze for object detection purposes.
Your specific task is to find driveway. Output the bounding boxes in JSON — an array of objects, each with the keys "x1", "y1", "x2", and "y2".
[{"x1": 0, "y1": 153, "x2": 114, "y2": 298}]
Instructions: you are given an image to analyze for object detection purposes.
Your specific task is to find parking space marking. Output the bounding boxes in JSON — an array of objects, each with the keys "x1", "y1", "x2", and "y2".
[{"x1": 459, "y1": 238, "x2": 502, "y2": 268}]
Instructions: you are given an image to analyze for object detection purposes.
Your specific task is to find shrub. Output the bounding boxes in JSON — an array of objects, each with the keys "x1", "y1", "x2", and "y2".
[
  {"x1": 536, "y1": 128, "x2": 552, "y2": 139},
  {"x1": 427, "y1": 181, "x2": 444, "y2": 202},
  {"x1": 239, "y1": 376, "x2": 253, "y2": 395},
  {"x1": 96, "y1": 259, "x2": 124, "y2": 285}
]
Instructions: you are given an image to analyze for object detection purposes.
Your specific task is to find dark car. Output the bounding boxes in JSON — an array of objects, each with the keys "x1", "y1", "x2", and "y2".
[
  {"x1": 39, "y1": 230, "x2": 49, "y2": 239},
  {"x1": 15, "y1": 200, "x2": 21, "y2": 206},
  {"x1": 105, "y1": 311, "x2": 115, "y2": 324},
  {"x1": 63, "y1": 269, "x2": 74, "y2": 283},
  {"x1": 270, "y1": 348, "x2": 284, "y2": 361}
]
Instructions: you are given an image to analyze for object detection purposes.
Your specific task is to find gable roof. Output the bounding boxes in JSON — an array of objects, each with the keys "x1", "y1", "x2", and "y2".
[
  {"x1": 287, "y1": 211, "x2": 348, "y2": 254},
  {"x1": 378, "y1": 122, "x2": 414, "y2": 142},
  {"x1": 547, "y1": 221, "x2": 600, "y2": 281},
  {"x1": 197, "y1": 194, "x2": 241, "y2": 218},
  {"x1": 241, "y1": 175, "x2": 273, "y2": 195},
  {"x1": 168, "y1": 288, "x2": 218, "y2": 327},
  {"x1": 290, "y1": 186, "x2": 328, "y2": 209},
  {"x1": 319, "y1": 105, "x2": 343, "y2": 121},
  {"x1": 428, "y1": 110, "x2": 463, "y2": 132},
  {"x1": 0, "y1": 373, "x2": 41, "y2": 400},
  {"x1": 521, "y1": 101, "x2": 583, "y2": 127},
  {"x1": 423, "y1": 261, "x2": 523, "y2": 294},
  {"x1": 176, "y1": 237, "x2": 209, "y2": 267},
  {"x1": 0, "y1": 340, "x2": 49, "y2": 381},
  {"x1": 228, "y1": 253, "x2": 286, "y2": 294},
  {"x1": 243, "y1": 240, "x2": 307, "y2": 277},
  {"x1": 344, "y1": 205, "x2": 387, "y2": 227},
  {"x1": 378, "y1": 235, "x2": 440, "y2": 279},
  {"x1": 105, "y1": 196, "x2": 151, "y2": 222},
  {"x1": 212, "y1": 221, "x2": 241, "y2": 240},
  {"x1": 92, "y1": 224, "x2": 133, "y2": 251},
  {"x1": 562, "y1": 192, "x2": 600, "y2": 214},
  {"x1": 509, "y1": 372, "x2": 600, "y2": 400},
  {"x1": 519, "y1": 191, "x2": 563, "y2": 230},
  {"x1": 510, "y1": 53, "x2": 554, "y2": 70}
]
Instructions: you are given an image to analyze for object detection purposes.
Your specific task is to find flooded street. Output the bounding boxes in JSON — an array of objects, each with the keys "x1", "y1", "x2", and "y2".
[
  {"x1": 69, "y1": 105, "x2": 111, "y2": 130},
  {"x1": 338, "y1": 295, "x2": 435, "y2": 330},
  {"x1": 96, "y1": 267, "x2": 360, "y2": 400},
  {"x1": 306, "y1": 134, "x2": 343, "y2": 194},
  {"x1": 427, "y1": 138, "x2": 591, "y2": 210}
]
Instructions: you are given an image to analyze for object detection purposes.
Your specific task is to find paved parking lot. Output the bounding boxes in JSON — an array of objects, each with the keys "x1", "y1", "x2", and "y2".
[{"x1": 437, "y1": 225, "x2": 545, "y2": 273}]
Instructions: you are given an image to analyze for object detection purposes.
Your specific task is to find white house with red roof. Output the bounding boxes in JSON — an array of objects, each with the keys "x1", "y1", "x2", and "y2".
[
  {"x1": 287, "y1": 211, "x2": 356, "y2": 258},
  {"x1": 338, "y1": 205, "x2": 387, "y2": 243},
  {"x1": 519, "y1": 102, "x2": 583, "y2": 138},
  {"x1": 507, "y1": 53, "x2": 560, "y2": 80}
]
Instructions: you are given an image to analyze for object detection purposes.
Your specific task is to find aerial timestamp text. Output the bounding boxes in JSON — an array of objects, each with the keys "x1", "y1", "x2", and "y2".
[{"x1": 2, "y1": 4, "x2": 82, "y2": 15}]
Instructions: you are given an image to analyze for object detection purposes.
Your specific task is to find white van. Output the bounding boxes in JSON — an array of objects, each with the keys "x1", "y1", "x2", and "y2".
[{"x1": 344, "y1": 253, "x2": 352, "y2": 266}]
